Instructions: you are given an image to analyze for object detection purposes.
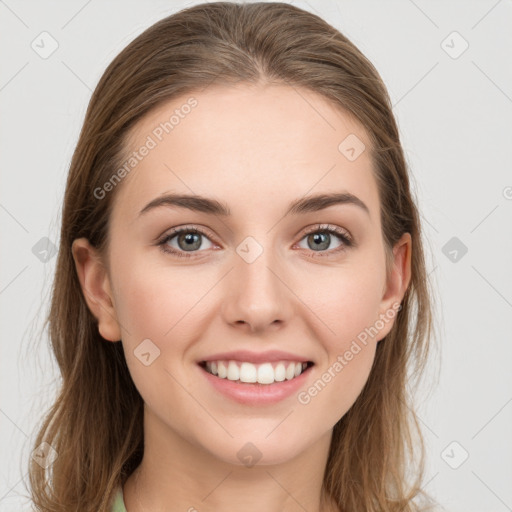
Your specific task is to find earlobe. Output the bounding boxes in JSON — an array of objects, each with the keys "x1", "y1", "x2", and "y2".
[{"x1": 71, "y1": 238, "x2": 122, "y2": 342}]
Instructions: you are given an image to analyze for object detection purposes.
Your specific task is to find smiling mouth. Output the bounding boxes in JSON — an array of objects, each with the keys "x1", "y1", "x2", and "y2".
[{"x1": 198, "y1": 360, "x2": 314, "y2": 385}]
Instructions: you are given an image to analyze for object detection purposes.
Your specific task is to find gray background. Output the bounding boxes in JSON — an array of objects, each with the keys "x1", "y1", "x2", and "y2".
[{"x1": 1, "y1": 1, "x2": 511, "y2": 510}]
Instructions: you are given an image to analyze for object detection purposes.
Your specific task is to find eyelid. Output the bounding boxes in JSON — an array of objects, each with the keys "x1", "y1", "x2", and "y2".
[
  {"x1": 157, "y1": 223, "x2": 353, "y2": 244},
  {"x1": 157, "y1": 224, "x2": 217, "y2": 243},
  {"x1": 299, "y1": 223, "x2": 353, "y2": 243}
]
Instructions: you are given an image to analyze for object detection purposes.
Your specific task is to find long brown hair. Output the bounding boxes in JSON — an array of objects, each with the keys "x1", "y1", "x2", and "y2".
[{"x1": 27, "y1": 2, "x2": 438, "y2": 510}]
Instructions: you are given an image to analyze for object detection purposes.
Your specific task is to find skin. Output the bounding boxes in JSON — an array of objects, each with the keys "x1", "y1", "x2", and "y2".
[{"x1": 72, "y1": 83, "x2": 411, "y2": 512}]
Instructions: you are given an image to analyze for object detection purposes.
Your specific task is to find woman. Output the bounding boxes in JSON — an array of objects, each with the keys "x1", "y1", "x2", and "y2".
[{"x1": 29, "y1": 2, "x2": 436, "y2": 511}]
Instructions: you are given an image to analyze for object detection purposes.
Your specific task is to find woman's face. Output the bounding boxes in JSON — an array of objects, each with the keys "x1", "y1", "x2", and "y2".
[{"x1": 75, "y1": 83, "x2": 410, "y2": 466}]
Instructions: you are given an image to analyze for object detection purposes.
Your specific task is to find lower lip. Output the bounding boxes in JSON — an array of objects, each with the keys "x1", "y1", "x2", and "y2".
[{"x1": 198, "y1": 363, "x2": 313, "y2": 405}]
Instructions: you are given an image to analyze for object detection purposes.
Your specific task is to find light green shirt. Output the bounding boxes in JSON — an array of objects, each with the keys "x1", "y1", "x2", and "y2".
[{"x1": 111, "y1": 484, "x2": 127, "y2": 512}]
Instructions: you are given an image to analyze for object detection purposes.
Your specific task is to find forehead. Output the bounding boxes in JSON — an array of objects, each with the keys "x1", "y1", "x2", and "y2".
[{"x1": 112, "y1": 83, "x2": 379, "y2": 223}]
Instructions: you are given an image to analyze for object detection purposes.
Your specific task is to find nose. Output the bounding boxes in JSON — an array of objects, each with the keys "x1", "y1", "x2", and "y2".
[{"x1": 221, "y1": 243, "x2": 294, "y2": 334}]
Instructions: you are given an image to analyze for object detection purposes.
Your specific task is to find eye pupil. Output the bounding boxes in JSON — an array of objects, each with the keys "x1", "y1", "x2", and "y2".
[
  {"x1": 179, "y1": 232, "x2": 201, "y2": 251},
  {"x1": 308, "y1": 232, "x2": 330, "y2": 251}
]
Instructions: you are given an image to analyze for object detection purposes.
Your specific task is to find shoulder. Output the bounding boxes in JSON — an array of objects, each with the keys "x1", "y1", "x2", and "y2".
[{"x1": 110, "y1": 483, "x2": 127, "y2": 512}]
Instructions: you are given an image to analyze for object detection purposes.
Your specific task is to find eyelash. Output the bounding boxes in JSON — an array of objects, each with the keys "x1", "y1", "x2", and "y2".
[{"x1": 156, "y1": 224, "x2": 353, "y2": 259}]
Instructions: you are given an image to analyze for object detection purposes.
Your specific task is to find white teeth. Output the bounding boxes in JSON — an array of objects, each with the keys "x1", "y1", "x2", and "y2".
[
  {"x1": 217, "y1": 361, "x2": 227, "y2": 378},
  {"x1": 240, "y1": 362, "x2": 257, "y2": 383},
  {"x1": 285, "y1": 362, "x2": 295, "y2": 380},
  {"x1": 257, "y1": 363, "x2": 274, "y2": 384},
  {"x1": 227, "y1": 361, "x2": 239, "y2": 381},
  {"x1": 203, "y1": 360, "x2": 310, "y2": 385},
  {"x1": 274, "y1": 363, "x2": 286, "y2": 382}
]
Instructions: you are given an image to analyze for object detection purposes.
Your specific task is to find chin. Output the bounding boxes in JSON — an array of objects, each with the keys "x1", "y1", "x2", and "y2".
[{"x1": 203, "y1": 430, "x2": 313, "y2": 468}]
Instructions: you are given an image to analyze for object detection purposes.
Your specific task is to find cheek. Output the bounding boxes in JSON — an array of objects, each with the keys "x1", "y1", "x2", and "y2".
[
  {"x1": 111, "y1": 259, "x2": 205, "y2": 404},
  {"x1": 112, "y1": 251, "x2": 208, "y2": 343},
  {"x1": 293, "y1": 256, "x2": 385, "y2": 412},
  {"x1": 303, "y1": 259, "x2": 386, "y2": 347},
  {"x1": 297, "y1": 274, "x2": 381, "y2": 422}
]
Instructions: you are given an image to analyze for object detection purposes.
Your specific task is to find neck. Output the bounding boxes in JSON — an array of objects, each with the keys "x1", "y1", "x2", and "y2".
[{"x1": 123, "y1": 407, "x2": 338, "y2": 512}]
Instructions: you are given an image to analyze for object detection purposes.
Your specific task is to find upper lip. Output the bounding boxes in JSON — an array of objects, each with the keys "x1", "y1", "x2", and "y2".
[{"x1": 198, "y1": 350, "x2": 313, "y2": 365}]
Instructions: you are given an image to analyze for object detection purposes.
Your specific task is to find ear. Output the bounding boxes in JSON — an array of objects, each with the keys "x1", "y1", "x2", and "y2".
[
  {"x1": 71, "y1": 237, "x2": 122, "y2": 342},
  {"x1": 375, "y1": 232, "x2": 412, "y2": 342}
]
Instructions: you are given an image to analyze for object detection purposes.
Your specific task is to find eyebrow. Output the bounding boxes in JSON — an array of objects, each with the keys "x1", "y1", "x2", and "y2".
[{"x1": 138, "y1": 191, "x2": 370, "y2": 218}]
